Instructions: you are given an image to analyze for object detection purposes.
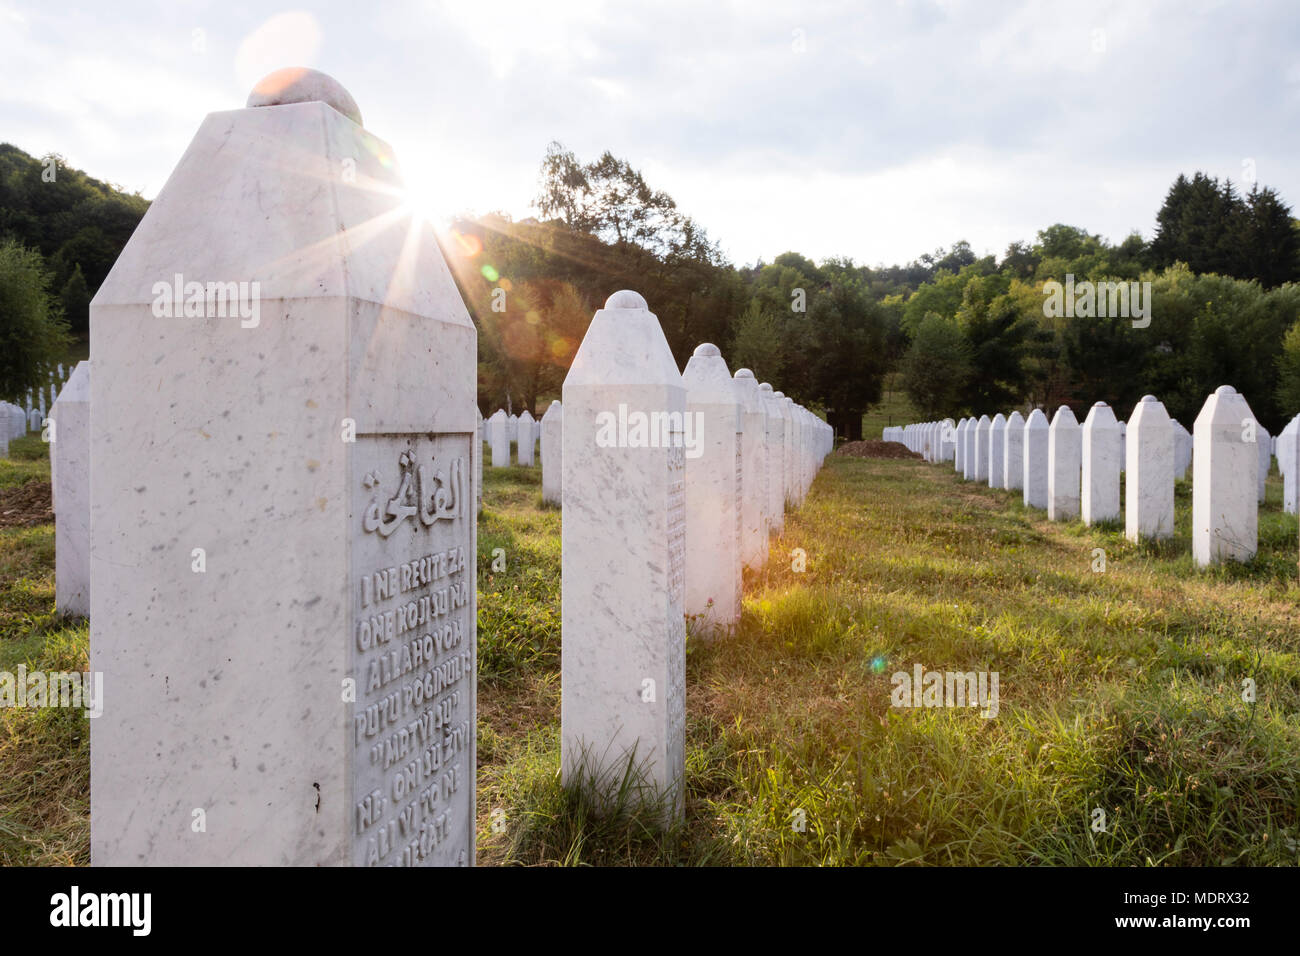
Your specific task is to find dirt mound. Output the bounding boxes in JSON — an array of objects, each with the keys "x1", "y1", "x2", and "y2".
[
  {"x1": 836, "y1": 440, "x2": 923, "y2": 460},
  {"x1": 0, "y1": 480, "x2": 54, "y2": 527}
]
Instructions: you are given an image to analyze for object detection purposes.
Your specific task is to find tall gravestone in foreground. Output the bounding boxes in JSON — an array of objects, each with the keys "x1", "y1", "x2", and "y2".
[
  {"x1": 541, "y1": 400, "x2": 562, "y2": 505},
  {"x1": 1047, "y1": 406, "x2": 1081, "y2": 521},
  {"x1": 561, "y1": 290, "x2": 685, "y2": 820},
  {"x1": 1023, "y1": 409, "x2": 1050, "y2": 509},
  {"x1": 517, "y1": 409, "x2": 536, "y2": 467},
  {"x1": 487, "y1": 409, "x2": 509, "y2": 467},
  {"x1": 682, "y1": 344, "x2": 742, "y2": 636},
  {"x1": 733, "y1": 369, "x2": 768, "y2": 569},
  {"x1": 1080, "y1": 401, "x2": 1121, "y2": 525},
  {"x1": 1003, "y1": 410, "x2": 1025, "y2": 491},
  {"x1": 1192, "y1": 386, "x2": 1258, "y2": 567},
  {"x1": 988, "y1": 413, "x2": 1007, "y2": 489},
  {"x1": 759, "y1": 383, "x2": 785, "y2": 534},
  {"x1": 1126, "y1": 395, "x2": 1174, "y2": 541},
  {"x1": 973, "y1": 415, "x2": 991, "y2": 483},
  {"x1": 89, "y1": 70, "x2": 476, "y2": 865},
  {"x1": 51, "y1": 361, "x2": 91, "y2": 616}
]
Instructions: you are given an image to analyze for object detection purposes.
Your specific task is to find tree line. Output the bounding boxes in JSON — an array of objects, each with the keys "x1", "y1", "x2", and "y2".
[{"x1": 4, "y1": 138, "x2": 1299, "y2": 437}]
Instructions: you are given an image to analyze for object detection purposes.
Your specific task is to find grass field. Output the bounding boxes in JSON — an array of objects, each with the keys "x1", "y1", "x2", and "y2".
[{"x1": 3, "y1": 436, "x2": 1299, "y2": 865}]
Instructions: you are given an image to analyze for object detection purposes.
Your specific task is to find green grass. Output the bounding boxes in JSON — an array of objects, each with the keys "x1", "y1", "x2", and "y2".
[
  {"x1": 3, "y1": 438, "x2": 1299, "y2": 866},
  {"x1": 860, "y1": 374, "x2": 920, "y2": 440},
  {"x1": 1, "y1": 434, "x2": 51, "y2": 489},
  {"x1": 0, "y1": 442, "x2": 88, "y2": 866}
]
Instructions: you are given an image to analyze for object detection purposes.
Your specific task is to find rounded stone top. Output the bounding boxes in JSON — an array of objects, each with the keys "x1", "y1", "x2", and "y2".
[
  {"x1": 693, "y1": 342, "x2": 721, "y2": 357},
  {"x1": 1214, "y1": 384, "x2": 1238, "y2": 396},
  {"x1": 773, "y1": 390, "x2": 785, "y2": 399},
  {"x1": 758, "y1": 382, "x2": 773, "y2": 392},
  {"x1": 247, "y1": 67, "x2": 363, "y2": 126},
  {"x1": 1140, "y1": 394, "x2": 1158, "y2": 403},
  {"x1": 735, "y1": 368, "x2": 755, "y2": 379},
  {"x1": 1093, "y1": 400, "x2": 1109, "y2": 407},
  {"x1": 604, "y1": 290, "x2": 647, "y2": 310}
]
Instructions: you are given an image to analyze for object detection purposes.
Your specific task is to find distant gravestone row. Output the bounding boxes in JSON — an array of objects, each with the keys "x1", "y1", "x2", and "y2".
[{"x1": 888, "y1": 387, "x2": 1300, "y2": 567}]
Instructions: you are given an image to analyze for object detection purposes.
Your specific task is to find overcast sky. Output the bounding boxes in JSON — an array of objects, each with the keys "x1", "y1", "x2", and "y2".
[{"x1": 3, "y1": 0, "x2": 1298, "y2": 268}]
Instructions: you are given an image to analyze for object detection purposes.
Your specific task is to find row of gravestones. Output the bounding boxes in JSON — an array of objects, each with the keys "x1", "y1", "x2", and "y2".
[
  {"x1": 557, "y1": 298, "x2": 833, "y2": 821},
  {"x1": 0, "y1": 364, "x2": 75, "y2": 442},
  {"x1": 38, "y1": 68, "x2": 835, "y2": 866},
  {"x1": 887, "y1": 388, "x2": 1300, "y2": 567}
]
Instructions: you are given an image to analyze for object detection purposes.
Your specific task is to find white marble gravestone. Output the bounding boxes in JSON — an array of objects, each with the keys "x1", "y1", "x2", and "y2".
[
  {"x1": 541, "y1": 400, "x2": 562, "y2": 505},
  {"x1": 51, "y1": 361, "x2": 90, "y2": 617},
  {"x1": 682, "y1": 344, "x2": 742, "y2": 637},
  {"x1": 733, "y1": 369, "x2": 768, "y2": 570},
  {"x1": 1023, "y1": 409, "x2": 1050, "y2": 509},
  {"x1": 561, "y1": 290, "x2": 685, "y2": 820},
  {"x1": 1279, "y1": 414, "x2": 1299, "y2": 514},
  {"x1": 1192, "y1": 386, "x2": 1258, "y2": 567},
  {"x1": 1125, "y1": 395, "x2": 1174, "y2": 541},
  {"x1": 973, "y1": 415, "x2": 991, "y2": 483},
  {"x1": 1047, "y1": 405, "x2": 1081, "y2": 521},
  {"x1": 507, "y1": 413, "x2": 518, "y2": 444},
  {"x1": 773, "y1": 391, "x2": 793, "y2": 507},
  {"x1": 962, "y1": 417, "x2": 976, "y2": 479},
  {"x1": 1255, "y1": 422, "x2": 1270, "y2": 503},
  {"x1": 1080, "y1": 402, "x2": 1121, "y2": 525},
  {"x1": 760, "y1": 383, "x2": 786, "y2": 534},
  {"x1": 89, "y1": 70, "x2": 477, "y2": 866},
  {"x1": 954, "y1": 418, "x2": 966, "y2": 473},
  {"x1": 517, "y1": 409, "x2": 536, "y2": 467},
  {"x1": 988, "y1": 414, "x2": 1007, "y2": 489},
  {"x1": 1172, "y1": 420, "x2": 1192, "y2": 479},
  {"x1": 1286, "y1": 415, "x2": 1300, "y2": 516},
  {"x1": 487, "y1": 409, "x2": 510, "y2": 467},
  {"x1": 1003, "y1": 411, "x2": 1025, "y2": 491}
]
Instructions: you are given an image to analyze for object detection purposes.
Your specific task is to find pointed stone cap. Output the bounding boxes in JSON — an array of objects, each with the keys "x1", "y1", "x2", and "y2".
[
  {"x1": 564, "y1": 290, "x2": 680, "y2": 389},
  {"x1": 991, "y1": 412, "x2": 1007, "y2": 429},
  {"x1": 1280, "y1": 413, "x2": 1299, "y2": 437},
  {"x1": 542, "y1": 400, "x2": 561, "y2": 423},
  {"x1": 732, "y1": 368, "x2": 762, "y2": 413},
  {"x1": 1050, "y1": 405, "x2": 1079, "y2": 429},
  {"x1": 488, "y1": 409, "x2": 507, "y2": 423},
  {"x1": 682, "y1": 342, "x2": 738, "y2": 406},
  {"x1": 1082, "y1": 401, "x2": 1118, "y2": 430},
  {"x1": 54, "y1": 361, "x2": 90, "y2": 405},
  {"x1": 976, "y1": 414, "x2": 991, "y2": 431},
  {"x1": 519, "y1": 409, "x2": 535, "y2": 424},
  {"x1": 1006, "y1": 410, "x2": 1025, "y2": 426},
  {"x1": 1194, "y1": 384, "x2": 1255, "y2": 430},
  {"x1": 1128, "y1": 394, "x2": 1170, "y2": 430},
  {"x1": 247, "y1": 67, "x2": 362, "y2": 126},
  {"x1": 1025, "y1": 408, "x2": 1050, "y2": 429}
]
